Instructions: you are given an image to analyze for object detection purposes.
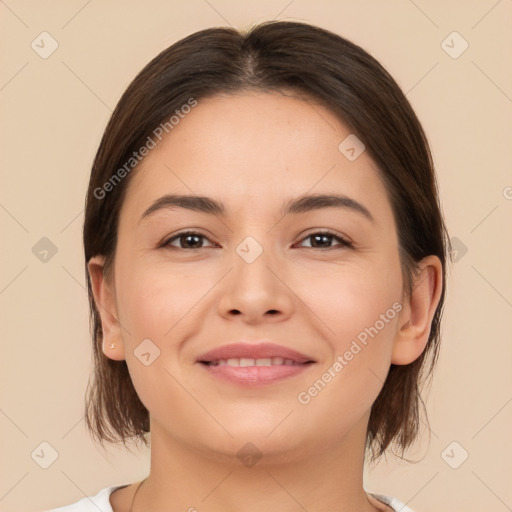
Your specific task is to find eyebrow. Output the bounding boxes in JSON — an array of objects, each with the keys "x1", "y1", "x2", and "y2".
[{"x1": 140, "y1": 193, "x2": 374, "y2": 223}]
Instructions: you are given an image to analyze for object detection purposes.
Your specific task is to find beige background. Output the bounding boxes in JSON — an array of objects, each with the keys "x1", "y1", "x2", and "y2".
[{"x1": 1, "y1": 1, "x2": 511, "y2": 511}]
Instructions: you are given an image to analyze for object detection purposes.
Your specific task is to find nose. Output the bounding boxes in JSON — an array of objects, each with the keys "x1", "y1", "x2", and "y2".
[{"x1": 218, "y1": 241, "x2": 295, "y2": 325}]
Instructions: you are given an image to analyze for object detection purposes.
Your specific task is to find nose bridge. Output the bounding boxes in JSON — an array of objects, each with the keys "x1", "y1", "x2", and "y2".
[
  {"x1": 228, "y1": 205, "x2": 278, "y2": 268},
  {"x1": 233, "y1": 232, "x2": 278, "y2": 293},
  {"x1": 219, "y1": 229, "x2": 294, "y2": 320}
]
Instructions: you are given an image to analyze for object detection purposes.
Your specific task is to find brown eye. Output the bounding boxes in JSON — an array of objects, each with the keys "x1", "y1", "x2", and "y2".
[
  {"x1": 161, "y1": 230, "x2": 351, "y2": 251},
  {"x1": 163, "y1": 231, "x2": 214, "y2": 250},
  {"x1": 297, "y1": 231, "x2": 352, "y2": 249}
]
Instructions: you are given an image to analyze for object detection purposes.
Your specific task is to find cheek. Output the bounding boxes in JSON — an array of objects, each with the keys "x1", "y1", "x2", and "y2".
[
  {"x1": 113, "y1": 222, "x2": 201, "y2": 338},
  {"x1": 293, "y1": 265, "x2": 403, "y2": 441},
  {"x1": 302, "y1": 254, "x2": 403, "y2": 405},
  {"x1": 116, "y1": 263, "x2": 191, "y2": 341},
  {"x1": 113, "y1": 261, "x2": 197, "y2": 415},
  {"x1": 310, "y1": 259, "x2": 402, "y2": 345}
]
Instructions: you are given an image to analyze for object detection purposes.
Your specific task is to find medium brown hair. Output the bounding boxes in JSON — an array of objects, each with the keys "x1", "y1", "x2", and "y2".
[{"x1": 83, "y1": 20, "x2": 450, "y2": 462}]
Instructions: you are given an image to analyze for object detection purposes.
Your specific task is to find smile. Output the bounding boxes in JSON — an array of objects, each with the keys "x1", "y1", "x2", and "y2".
[
  {"x1": 204, "y1": 357, "x2": 304, "y2": 367},
  {"x1": 198, "y1": 359, "x2": 315, "y2": 386}
]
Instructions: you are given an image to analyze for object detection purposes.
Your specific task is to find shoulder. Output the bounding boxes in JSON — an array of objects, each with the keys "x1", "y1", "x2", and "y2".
[
  {"x1": 368, "y1": 492, "x2": 415, "y2": 512},
  {"x1": 45, "y1": 484, "x2": 129, "y2": 512}
]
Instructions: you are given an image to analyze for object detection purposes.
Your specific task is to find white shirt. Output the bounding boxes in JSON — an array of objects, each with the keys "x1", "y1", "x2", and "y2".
[{"x1": 45, "y1": 484, "x2": 415, "y2": 511}]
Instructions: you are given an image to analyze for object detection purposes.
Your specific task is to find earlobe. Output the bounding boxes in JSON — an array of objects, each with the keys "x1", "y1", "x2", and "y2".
[
  {"x1": 391, "y1": 255, "x2": 443, "y2": 365},
  {"x1": 87, "y1": 256, "x2": 125, "y2": 361}
]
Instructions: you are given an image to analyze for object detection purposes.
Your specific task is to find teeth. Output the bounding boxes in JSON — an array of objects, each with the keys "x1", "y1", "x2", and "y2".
[{"x1": 209, "y1": 357, "x2": 298, "y2": 367}]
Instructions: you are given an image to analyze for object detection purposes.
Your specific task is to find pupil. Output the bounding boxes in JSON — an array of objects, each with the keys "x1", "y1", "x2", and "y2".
[
  {"x1": 184, "y1": 234, "x2": 201, "y2": 248},
  {"x1": 312, "y1": 234, "x2": 330, "y2": 247}
]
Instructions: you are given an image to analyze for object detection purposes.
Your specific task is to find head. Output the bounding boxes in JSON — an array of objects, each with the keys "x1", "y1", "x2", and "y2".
[{"x1": 84, "y1": 21, "x2": 449, "y2": 465}]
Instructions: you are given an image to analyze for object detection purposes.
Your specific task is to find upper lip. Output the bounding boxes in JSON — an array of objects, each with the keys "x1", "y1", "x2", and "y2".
[{"x1": 196, "y1": 342, "x2": 315, "y2": 364}]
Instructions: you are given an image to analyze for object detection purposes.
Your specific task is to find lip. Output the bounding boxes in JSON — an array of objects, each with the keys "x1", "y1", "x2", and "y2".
[
  {"x1": 196, "y1": 342, "x2": 316, "y2": 387},
  {"x1": 196, "y1": 342, "x2": 315, "y2": 364}
]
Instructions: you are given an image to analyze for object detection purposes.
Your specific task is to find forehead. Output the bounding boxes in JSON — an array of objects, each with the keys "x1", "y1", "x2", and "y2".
[{"x1": 120, "y1": 91, "x2": 390, "y2": 222}]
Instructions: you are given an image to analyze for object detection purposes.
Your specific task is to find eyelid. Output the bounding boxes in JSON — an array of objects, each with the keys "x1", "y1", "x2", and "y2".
[
  {"x1": 295, "y1": 229, "x2": 353, "y2": 249},
  {"x1": 160, "y1": 230, "x2": 217, "y2": 249},
  {"x1": 161, "y1": 229, "x2": 353, "y2": 250}
]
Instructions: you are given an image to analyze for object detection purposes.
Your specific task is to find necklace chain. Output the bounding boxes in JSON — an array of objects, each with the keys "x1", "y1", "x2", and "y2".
[{"x1": 128, "y1": 477, "x2": 146, "y2": 512}]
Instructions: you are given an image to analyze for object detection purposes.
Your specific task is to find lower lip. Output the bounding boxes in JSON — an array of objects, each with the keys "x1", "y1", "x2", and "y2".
[{"x1": 198, "y1": 362, "x2": 314, "y2": 386}]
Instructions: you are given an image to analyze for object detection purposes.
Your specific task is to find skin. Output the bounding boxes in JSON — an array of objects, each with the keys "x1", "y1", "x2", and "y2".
[{"x1": 88, "y1": 90, "x2": 443, "y2": 512}]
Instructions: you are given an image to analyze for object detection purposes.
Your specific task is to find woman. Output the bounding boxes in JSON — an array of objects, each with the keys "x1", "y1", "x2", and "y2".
[{"x1": 48, "y1": 20, "x2": 448, "y2": 512}]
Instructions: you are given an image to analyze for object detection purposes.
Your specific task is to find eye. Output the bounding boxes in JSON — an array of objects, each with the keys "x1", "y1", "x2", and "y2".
[
  {"x1": 162, "y1": 231, "x2": 217, "y2": 250},
  {"x1": 161, "y1": 230, "x2": 352, "y2": 251},
  {"x1": 296, "y1": 230, "x2": 352, "y2": 250}
]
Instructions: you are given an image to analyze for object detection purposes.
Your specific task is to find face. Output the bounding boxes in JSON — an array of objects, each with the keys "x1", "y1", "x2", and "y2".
[{"x1": 93, "y1": 91, "x2": 412, "y2": 462}]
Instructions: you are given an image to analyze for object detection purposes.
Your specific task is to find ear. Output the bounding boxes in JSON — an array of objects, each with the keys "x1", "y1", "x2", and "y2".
[
  {"x1": 87, "y1": 256, "x2": 125, "y2": 361},
  {"x1": 391, "y1": 255, "x2": 443, "y2": 365}
]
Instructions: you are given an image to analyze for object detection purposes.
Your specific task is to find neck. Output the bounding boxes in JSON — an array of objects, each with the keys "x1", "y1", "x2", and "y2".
[{"x1": 133, "y1": 412, "x2": 386, "y2": 512}]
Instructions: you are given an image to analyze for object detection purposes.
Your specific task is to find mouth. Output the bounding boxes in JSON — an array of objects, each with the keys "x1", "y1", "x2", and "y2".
[
  {"x1": 196, "y1": 342, "x2": 316, "y2": 386},
  {"x1": 196, "y1": 341, "x2": 315, "y2": 364},
  {"x1": 201, "y1": 357, "x2": 312, "y2": 367}
]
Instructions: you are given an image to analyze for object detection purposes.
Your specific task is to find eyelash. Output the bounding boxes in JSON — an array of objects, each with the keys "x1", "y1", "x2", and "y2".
[{"x1": 160, "y1": 230, "x2": 353, "y2": 251}]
